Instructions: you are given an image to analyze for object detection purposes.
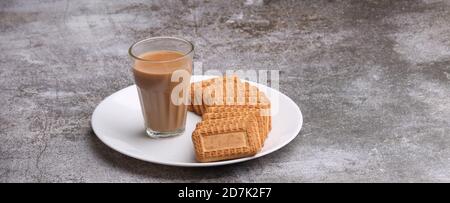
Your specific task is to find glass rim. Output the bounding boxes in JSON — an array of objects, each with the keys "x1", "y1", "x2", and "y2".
[{"x1": 128, "y1": 36, "x2": 194, "y2": 63}]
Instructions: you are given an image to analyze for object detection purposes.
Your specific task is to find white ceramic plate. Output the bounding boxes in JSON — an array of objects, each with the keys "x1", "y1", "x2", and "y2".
[{"x1": 91, "y1": 75, "x2": 303, "y2": 167}]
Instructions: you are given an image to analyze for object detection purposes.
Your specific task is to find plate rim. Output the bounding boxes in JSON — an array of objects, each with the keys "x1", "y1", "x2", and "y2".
[{"x1": 91, "y1": 75, "x2": 303, "y2": 167}]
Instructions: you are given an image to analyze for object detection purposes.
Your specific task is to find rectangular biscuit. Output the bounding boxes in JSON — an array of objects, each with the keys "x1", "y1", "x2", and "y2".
[
  {"x1": 189, "y1": 77, "x2": 219, "y2": 115},
  {"x1": 204, "y1": 85, "x2": 271, "y2": 110},
  {"x1": 201, "y1": 76, "x2": 241, "y2": 114},
  {"x1": 202, "y1": 110, "x2": 268, "y2": 144},
  {"x1": 192, "y1": 116, "x2": 261, "y2": 162},
  {"x1": 189, "y1": 76, "x2": 240, "y2": 115},
  {"x1": 196, "y1": 116, "x2": 263, "y2": 150},
  {"x1": 205, "y1": 105, "x2": 271, "y2": 131}
]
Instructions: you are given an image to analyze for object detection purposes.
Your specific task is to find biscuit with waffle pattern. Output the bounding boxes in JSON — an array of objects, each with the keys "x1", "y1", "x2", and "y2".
[
  {"x1": 188, "y1": 76, "x2": 240, "y2": 115},
  {"x1": 202, "y1": 110, "x2": 269, "y2": 144},
  {"x1": 192, "y1": 116, "x2": 261, "y2": 162}
]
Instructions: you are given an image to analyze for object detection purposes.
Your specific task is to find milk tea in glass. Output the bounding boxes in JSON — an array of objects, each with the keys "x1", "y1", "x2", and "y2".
[{"x1": 129, "y1": 37, "x2": 193, "y2": 138}]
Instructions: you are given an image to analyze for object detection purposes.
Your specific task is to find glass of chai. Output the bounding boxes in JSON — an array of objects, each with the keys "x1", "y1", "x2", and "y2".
[{"x1": 129, "y1": 37, "x2": 193, "y2": 138}]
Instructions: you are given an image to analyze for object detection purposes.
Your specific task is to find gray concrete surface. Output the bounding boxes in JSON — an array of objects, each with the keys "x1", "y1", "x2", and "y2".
[{"x1": 1, "y1": 0, "x2": 449, "y2": 183}]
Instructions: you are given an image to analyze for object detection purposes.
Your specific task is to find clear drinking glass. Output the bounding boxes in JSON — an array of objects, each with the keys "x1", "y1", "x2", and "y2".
[{"x1": 129, "y1": 37, "x2": 194, "y2": 138}]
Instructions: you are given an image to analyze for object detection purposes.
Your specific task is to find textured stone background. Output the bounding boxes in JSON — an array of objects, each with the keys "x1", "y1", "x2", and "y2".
[{"x1": 1, "y1": 0, "x2": 449, "y2": 182}]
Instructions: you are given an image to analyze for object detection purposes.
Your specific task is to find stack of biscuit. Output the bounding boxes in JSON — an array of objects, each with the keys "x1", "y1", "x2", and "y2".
[{"x1": 189, "y1": 76, "x2": 271, "y2": 162}]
